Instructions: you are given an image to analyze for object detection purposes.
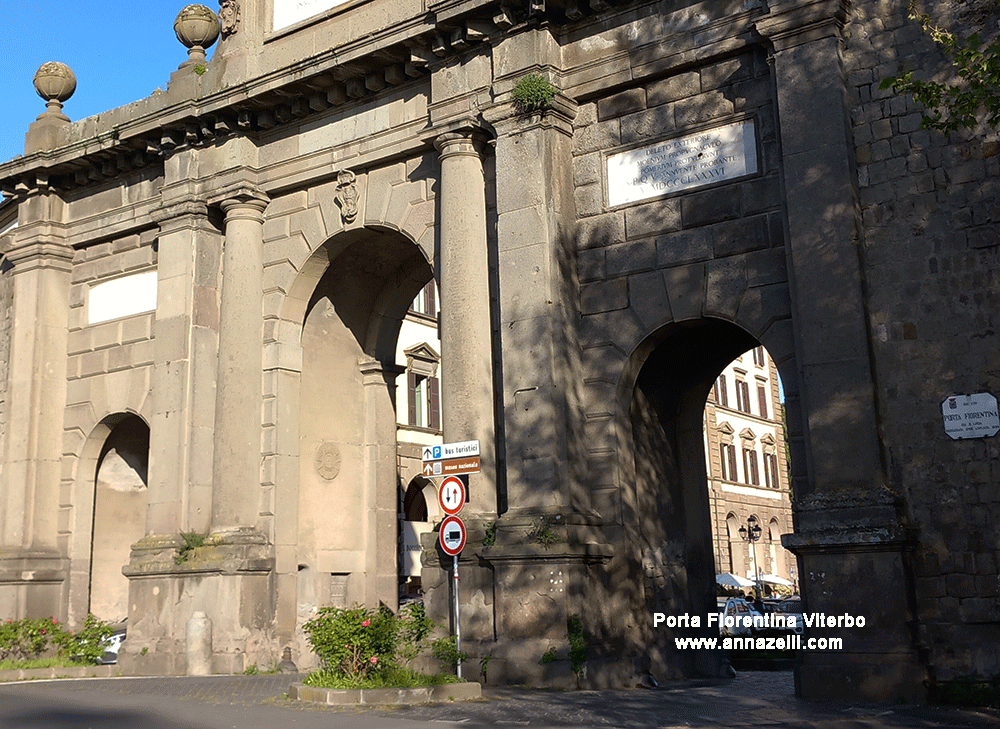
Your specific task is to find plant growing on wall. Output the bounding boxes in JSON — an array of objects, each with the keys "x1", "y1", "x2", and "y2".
[
  {"x1": 880, "y1": 1, "x2": 1000, "y2": 133},
  {"x1": 511, "y1": 73, "x2": 558, "y2": 113},
  {"x1": 482, "y1": 520, "x2": 497, "y2": 548},
  {"x1": 527, "y1": 517, "x2": 560, "y2": 547},
  {"x1": 175, "y1": 531, "x2": 208, "y2": 564}
]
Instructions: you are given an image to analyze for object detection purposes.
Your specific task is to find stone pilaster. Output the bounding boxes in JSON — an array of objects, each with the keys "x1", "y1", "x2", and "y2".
[
  {"x1": 756, "y1": 0, "x2": 924, "y2": 702},
  {"x1": 211, "y1": 188, "x2": 269, "y2": 540},
  {"x1": 483, "y1": 92, "x2": 589, "y2": 521},
  {"x1": 0, "y1": 192, "x2": 72, "y2": 619},
  {"x1": 433, "y1": 126, "x2": 497, "y2": 514},
  {"x1": 360, "y1": 357, "x2": 405, "y2": 609},
  {"x1": 143, "y1": 199, "x2": 220, "y2": 540}
]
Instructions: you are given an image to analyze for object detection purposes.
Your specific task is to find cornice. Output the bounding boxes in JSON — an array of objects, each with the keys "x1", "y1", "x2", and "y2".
[{"x1": 0, "y1": 0, "x2": 638, "y2": 197}]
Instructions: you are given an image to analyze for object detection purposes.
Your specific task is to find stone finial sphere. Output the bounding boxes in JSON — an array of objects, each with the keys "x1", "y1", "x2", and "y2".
[
  {"x1": 174, "y1": 4, "x2": 220, "y2": 50},
  {"x1": 33, "y1": 62, "x2": 77, "y2": 103}
]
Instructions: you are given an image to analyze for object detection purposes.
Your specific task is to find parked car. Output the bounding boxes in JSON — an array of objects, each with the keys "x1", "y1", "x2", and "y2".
[
  {"x1": 717, "y1": 597, "x2": 762, "y2": 637},
  {"x1": 771, "y1": 598, "x2": 804, "y2": 635},
  {"x1": 99, "y1": 622, "x2": 127, "y2": 665}
]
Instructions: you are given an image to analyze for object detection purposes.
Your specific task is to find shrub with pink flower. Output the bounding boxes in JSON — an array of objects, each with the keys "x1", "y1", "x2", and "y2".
[{"x1": 0, "y1": 614, "x2": 113, "y2": 665}]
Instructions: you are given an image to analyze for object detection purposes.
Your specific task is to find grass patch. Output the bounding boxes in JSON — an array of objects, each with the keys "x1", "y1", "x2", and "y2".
[
  {"x1": 303, "y1": 665, "x2": 465, "y2": 689},
  {"x1": 0, "y1": 657, "x2": 90, "y2": 671}
]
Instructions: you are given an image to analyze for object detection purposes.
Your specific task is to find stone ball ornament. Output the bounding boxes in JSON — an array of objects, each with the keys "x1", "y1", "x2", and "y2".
[
  {"x1": 174, "y1": 4, "x2": 221, "y2": 65},
  {"x1": 33, "y1": 62, "x2": 77, "y2": 119}
]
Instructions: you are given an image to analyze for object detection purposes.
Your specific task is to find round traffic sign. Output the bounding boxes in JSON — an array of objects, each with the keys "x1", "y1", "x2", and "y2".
[
  {"x1": 438, "y1": 476, "x2": 466, "y2": 515},
  {"x1": 439, "y1": 515, "x2": 466, "y2": 556}
]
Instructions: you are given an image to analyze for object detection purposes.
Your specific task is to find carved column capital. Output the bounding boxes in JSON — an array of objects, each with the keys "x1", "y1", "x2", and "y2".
[
  {"x1": 429, "y1": 119, "x2": 493, "y2": 160},
  {"x1": 218, "y1": 186, "x2": 269, "y2": 223}
]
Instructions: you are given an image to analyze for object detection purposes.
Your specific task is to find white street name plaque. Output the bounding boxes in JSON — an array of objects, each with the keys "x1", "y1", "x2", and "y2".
[
  {"x1": 274, "y1": 0, "x2": 352, "y2": 31},
  {"x1": 606, "y1": 120, "x2": 758, "y2": 207},
  {"x1": 942, "y1": 393, "x2": 1000, "y2": 439}
]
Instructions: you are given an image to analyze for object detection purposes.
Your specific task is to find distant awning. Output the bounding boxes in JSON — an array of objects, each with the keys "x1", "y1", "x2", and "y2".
[
  {"x1": 716, "y1": 573, "x2": 755, "y2": 588},
  {"x1": 759, "y1": 573, "x2": 794, "y2": 586}
]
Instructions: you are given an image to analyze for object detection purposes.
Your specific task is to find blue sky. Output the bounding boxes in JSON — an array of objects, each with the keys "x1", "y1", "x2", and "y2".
[{"x1": 1, "y1": 2, "x2": 209, "y2": 164}]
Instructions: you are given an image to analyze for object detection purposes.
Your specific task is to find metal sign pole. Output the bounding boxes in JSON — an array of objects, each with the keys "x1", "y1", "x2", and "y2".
[{"x1": 453, "y1": 554, "x2": 462, "y2": 678}]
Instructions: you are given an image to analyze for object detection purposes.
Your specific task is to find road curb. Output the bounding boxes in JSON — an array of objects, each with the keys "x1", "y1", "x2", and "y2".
[
  {"x1": 0, "y1": 664, "x2": 121, "y2": 682},
  {"x1": 289, "y1": 680, "x2": 482, "y2": 705}
]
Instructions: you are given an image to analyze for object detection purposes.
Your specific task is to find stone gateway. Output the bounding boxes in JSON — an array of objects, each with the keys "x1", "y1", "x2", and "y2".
[{"x1": 0, "y1": 0, "x2": 997, "y2": 704}]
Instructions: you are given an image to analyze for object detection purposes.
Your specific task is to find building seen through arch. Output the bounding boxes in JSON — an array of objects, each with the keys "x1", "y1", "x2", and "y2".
[{"x1": 705, "y1": 346, "x2": 795, "y2": 592}]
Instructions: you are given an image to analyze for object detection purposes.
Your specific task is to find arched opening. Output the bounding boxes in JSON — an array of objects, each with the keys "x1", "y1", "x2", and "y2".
[
  {"x1": 400, "y1": 476, "x2": 436, "y2": 599},
  {"x1": 294, "y1": 226, "x2": 432, "y2": 614},
  {"x1": 627, "y1": 317, "x2": 772, "y2": 678},
  {"x1": 89, "y1": 414, "x2": 149, "y2": 623}
]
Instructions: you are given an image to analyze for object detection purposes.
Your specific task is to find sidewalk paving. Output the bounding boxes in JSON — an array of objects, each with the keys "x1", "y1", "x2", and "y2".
[{"x1": 0, "y1": 670, "x2": 997, "y2": 728}]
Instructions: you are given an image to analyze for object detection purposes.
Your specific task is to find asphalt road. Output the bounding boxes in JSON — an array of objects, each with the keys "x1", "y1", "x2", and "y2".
[{"x1": 0, "y1": 671, "x2": 997, "y2": 729}]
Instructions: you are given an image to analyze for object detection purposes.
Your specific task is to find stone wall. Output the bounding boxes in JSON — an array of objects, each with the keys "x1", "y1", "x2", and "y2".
[
  {"x1": 573, "y1": 45, "x2": 789, "y2": 524},
  {"x1": 844, "y1": 0, "x2": 1000, "y2": 685}
]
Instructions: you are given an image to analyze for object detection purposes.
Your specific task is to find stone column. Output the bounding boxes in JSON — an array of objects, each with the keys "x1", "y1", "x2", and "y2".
[
  {"x1": 0, "y1": 191, "x2": 72, "y2": 618},
  {"x1": 757, "y1": 0, "x2": 924, "y2": 702},
  {"x1": 211, "y1": 188, "x2": 269, "y2": 539},
  {"x1": 360, "y1": 358, "x2": 404, "y2": 609},
  {"x1": 434, "y1": 127, "x2": 496, "y2": 513}
]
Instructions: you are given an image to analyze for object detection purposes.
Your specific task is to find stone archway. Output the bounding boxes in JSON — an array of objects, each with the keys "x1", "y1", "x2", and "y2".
[
  {"x1": 66, "y1": 412, "x2": 150, "y2": 627},
  {"x1": 89, "y1": 416, "x2": 150, "y2": 623},
  {"x1": 271, "y1": 223, "x2": 434, "y2": 663},
  {"x1": 622, "y1": 318, "x2": 767, "y2": 680}
]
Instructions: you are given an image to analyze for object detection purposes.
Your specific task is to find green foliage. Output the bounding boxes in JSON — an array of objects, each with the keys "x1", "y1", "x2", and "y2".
[
  {"x1": 395, "y1": 601, "x2": 435, "y2": 665},
  {"x1": 527, "y1": 517, "x2": 560, "y2": 548},
  {"x1": 880, "y1": 2, "x2": 1000, "y2": 133},
  {"x1": 482, "y1": 521, "x2": 497, "y2": 548},
  {"x1": 194, "y1": 64, "x2": 207, "y2": 76},
  {"x1": 175, "y1": 531, "x2": 208, "y2": 564},
  {"x1": 0, "y1": 617, "x2": 62, "y2": 661},
  {"x1": 303, "y1": 605, "x2": 398, "y2": 679},
  {"x1": 0, "y1": 614, "x2": 115, "y2": 666},
  {"x1": 567, "y1": 614, "x2": 587, "y2": 679},
  {"x1": 303, "y1": 665, "x2": 464, "y2": 689},
  {"x1": 0, "y1": 656, "x2": 88, "y2": 670},
  {"x1": 53, "y1": 614, "x2": 116, "y2": 665},
  {"x1": 511, "y1": 73, "x2": 558, "y2": 113},
  {"x1": 430, "y1": 636, "x2": 467, "y2": 673},
  {"x1": 479, "y1": 652, "x2": 491, "y2": 682},
  {"x1": 537, "y1": 615, "x2": 587, "y2": 680},
  {"x1": 927, "y1": 672, "x2": 1000, "y2": 708}
]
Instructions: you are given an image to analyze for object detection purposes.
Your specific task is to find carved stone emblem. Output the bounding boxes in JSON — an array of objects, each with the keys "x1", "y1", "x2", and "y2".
[
  {"x1": 315, "y1": 442, "x2": 341, "y2": 481},
  {"x1": 219, "y1": 0, "x2": 240, "y2": 36},
  {"x1": 335, "y1": 169, "x2": 359, "y2": 223}
]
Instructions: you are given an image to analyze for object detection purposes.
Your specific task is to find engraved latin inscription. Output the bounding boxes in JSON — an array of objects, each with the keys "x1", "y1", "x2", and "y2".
[{"x1": 606, "y1": 120, "x2": 758, "y2": 207}]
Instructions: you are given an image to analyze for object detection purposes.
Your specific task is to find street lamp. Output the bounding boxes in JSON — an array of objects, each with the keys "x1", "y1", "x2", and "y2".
[{"x1": 738, "y1": 515, "x2": 763, "y2": 600}]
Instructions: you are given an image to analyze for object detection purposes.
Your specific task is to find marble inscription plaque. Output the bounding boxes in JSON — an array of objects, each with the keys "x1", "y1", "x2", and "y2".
[
  {"x1": 606, "y1": 120, "x2": 758, "y2": 207},
  {"x1": 274, "y1": 0, "x2": 352, "y2": 31},
  {"x1": 942, "y1": 393, "x2": 1000, "y2": 439}
]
